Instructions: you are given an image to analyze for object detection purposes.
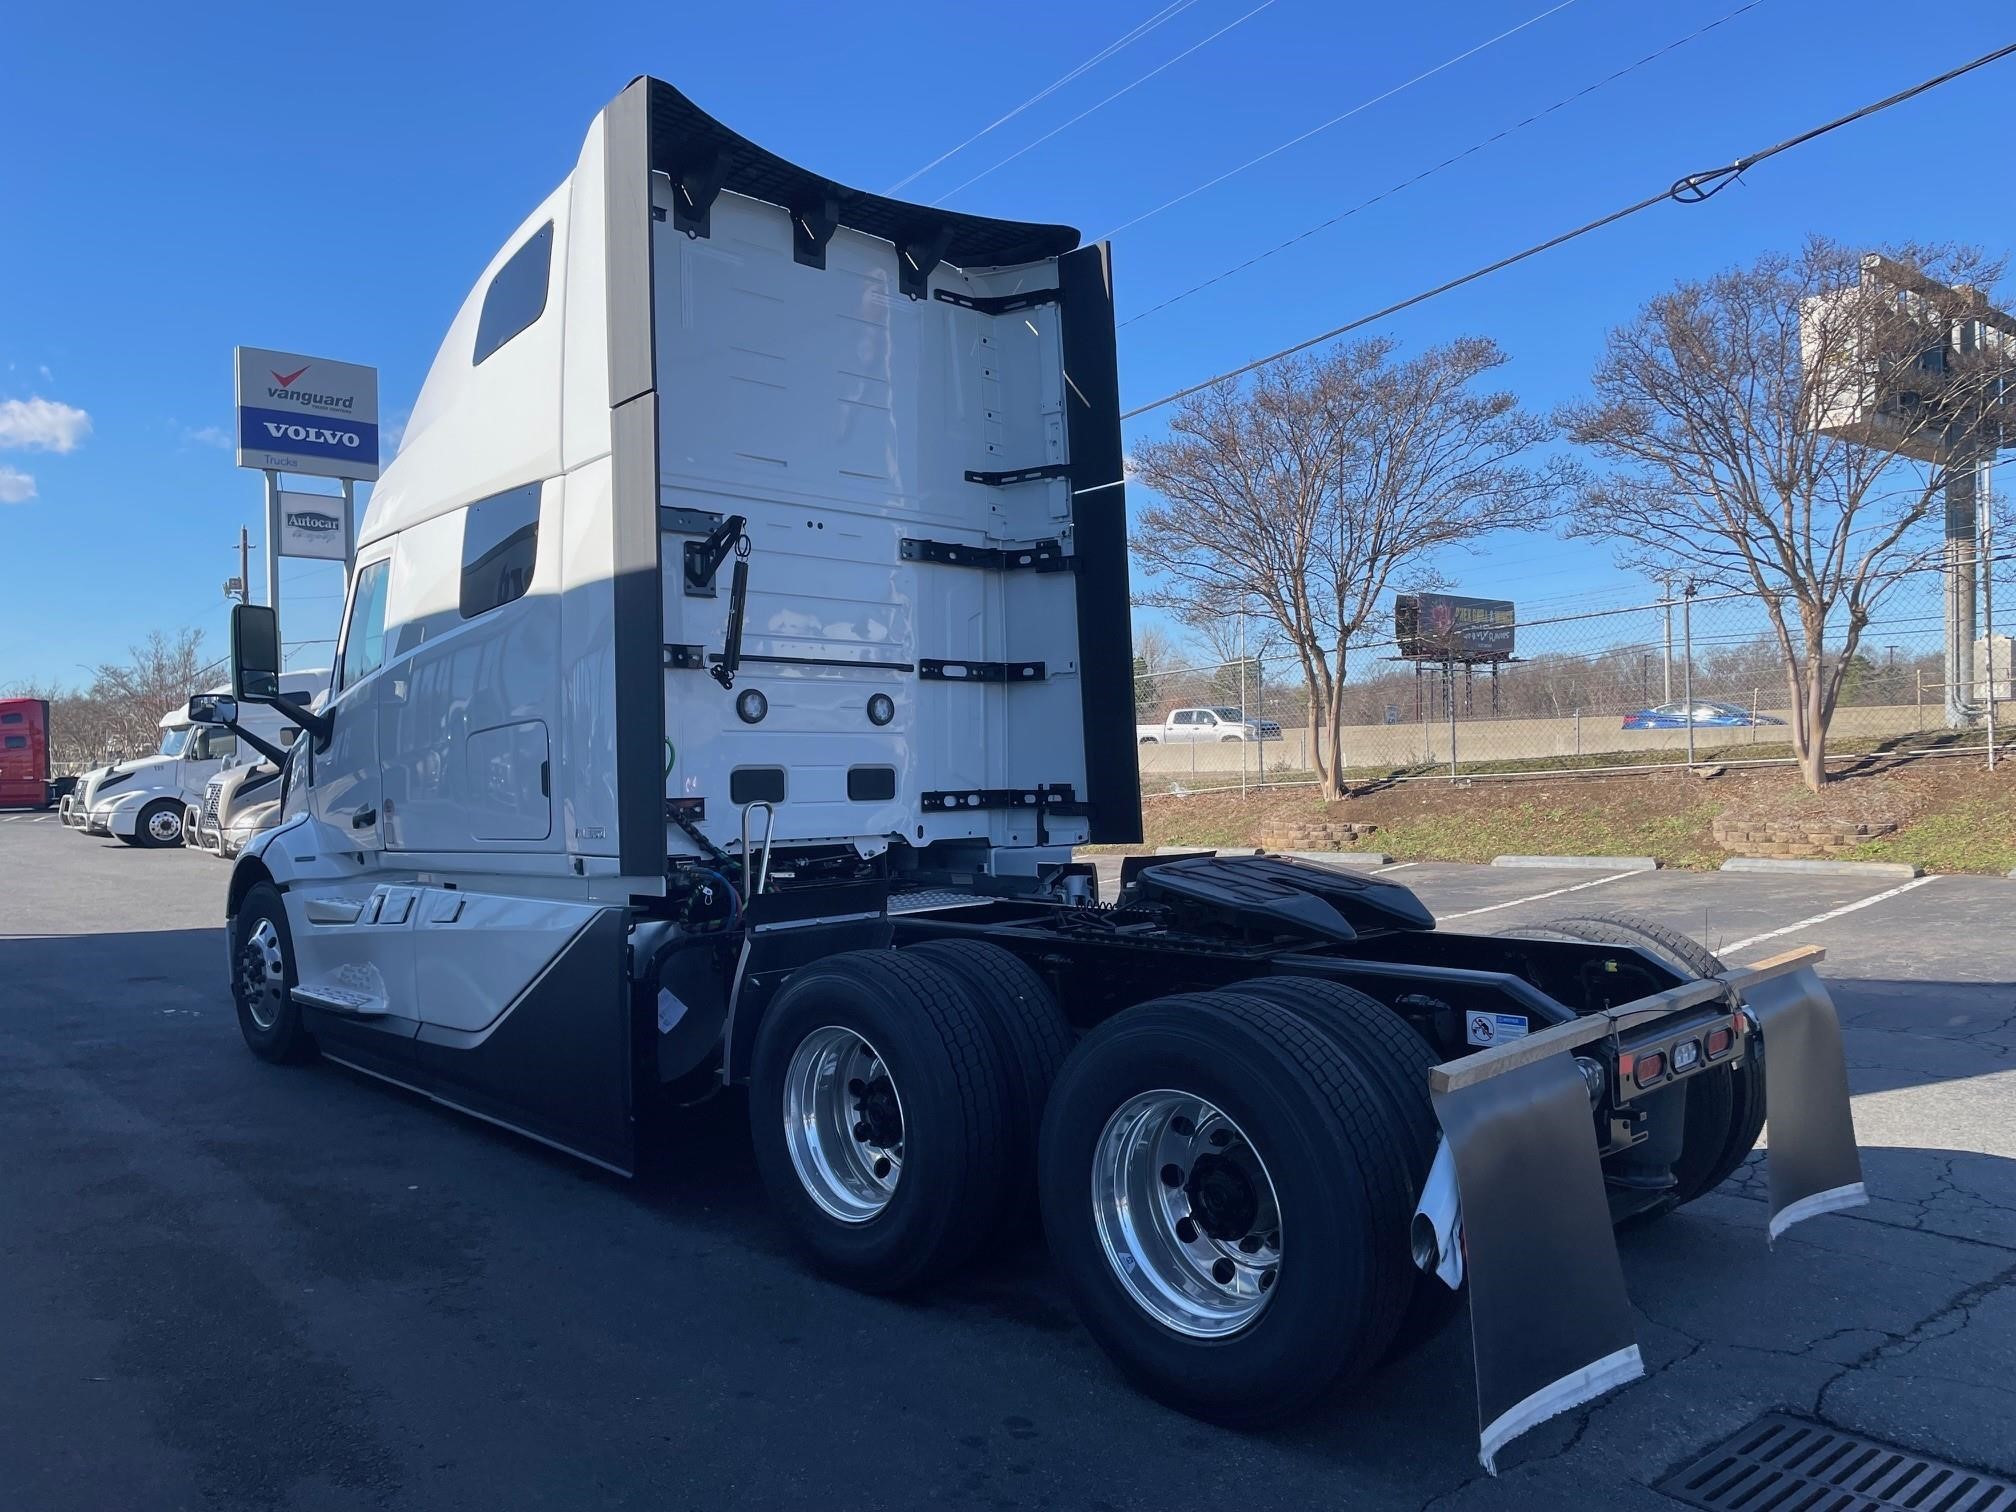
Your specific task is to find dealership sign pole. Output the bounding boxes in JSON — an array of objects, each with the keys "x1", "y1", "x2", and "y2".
[{"x1": 233, "y1": 346, "x2": 379, "y2": 639}]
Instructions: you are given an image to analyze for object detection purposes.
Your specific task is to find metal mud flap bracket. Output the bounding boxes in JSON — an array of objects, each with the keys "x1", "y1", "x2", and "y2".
[{"x1": 1421, "y1": 945, "x2": 1864, "y2": 1473}]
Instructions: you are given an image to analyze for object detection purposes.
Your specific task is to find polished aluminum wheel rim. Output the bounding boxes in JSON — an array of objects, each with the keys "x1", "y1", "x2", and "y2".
[
  {"x1": 783, "y1": 1026, "x2": 903, "y2": 1223},
  {"x1": 147, "y1": 808, "x2": 182, "y2": 843},
  {"x1": 236, "y1": 918, "x2": 287, "y2": 1031},
  {"x1": 1092, "y1": 1091, "x2": 1282, "y2": 1337}
]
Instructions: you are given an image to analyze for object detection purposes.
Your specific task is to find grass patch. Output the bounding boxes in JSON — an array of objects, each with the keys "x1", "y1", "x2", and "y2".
[
  {"x1": 1845, "y1": 794, "x2": 2016, "y2": 874},
  {"x1": 1368, "y1": 800, "x2": 1728, "y2": 868}
]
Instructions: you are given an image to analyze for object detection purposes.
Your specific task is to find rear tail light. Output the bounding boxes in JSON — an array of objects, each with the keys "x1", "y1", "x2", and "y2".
[
  {"x1": 1705, "y1": 1024, "x2": 1735, "y2": 1059},
  {"x1": 1632, "y1": 1050, "x2": 1668, "y2": 1088}
]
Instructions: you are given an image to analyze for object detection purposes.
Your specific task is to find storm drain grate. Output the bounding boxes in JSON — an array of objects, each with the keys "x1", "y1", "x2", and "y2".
[{"x1": 1658, "y1": 1414, "x2": 2016, "y2": 1512}]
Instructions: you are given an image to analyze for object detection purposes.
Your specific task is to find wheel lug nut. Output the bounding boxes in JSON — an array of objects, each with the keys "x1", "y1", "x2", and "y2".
[
  {"x1": 1211, "y1": 1258, "x2": 1236, "y2": 1284},
  {"x1": 1238, "y1": 1235, "x2": 1262, "y2": 1254},
  {"x1": 1160, "y1": 1163, "x2": 1185, "y2": 1188},
  {"x1": 1258, "y1": 1269, "x2": 1275, "y2": 1292},
  {"x1": 1175, "y1": 1217, "x2": 1199, "y2": 1243},
  {"x1": 872, "y1": 1156, "x2": 892, "y2": 1179},
  {"x1": 1170, "y1": 1115, "x2": 1193, "y2": 1137},
  {"x1": 853, "y1": 1121, "x2": 872, "y2": 1142}
]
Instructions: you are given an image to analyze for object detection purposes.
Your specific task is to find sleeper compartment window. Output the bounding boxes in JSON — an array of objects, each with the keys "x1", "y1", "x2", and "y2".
[{"x1": 473, "y1": 222, "x2": 553, "y2": 364}]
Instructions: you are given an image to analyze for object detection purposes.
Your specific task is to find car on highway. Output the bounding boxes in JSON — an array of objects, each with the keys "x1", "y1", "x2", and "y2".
[
  {"x1": 1622, "y1": 699, "x2": 1786, "y2": 730},
  {"x1": 1137, "y1": 706, "x2": 1284, "y2": 744}
]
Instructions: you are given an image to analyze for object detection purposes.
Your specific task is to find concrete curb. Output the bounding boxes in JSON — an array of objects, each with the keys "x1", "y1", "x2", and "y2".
[
  {"x1": 1281, "y1": 851, "x2": 1392, "y2": 868},
  {"x1": 1719, "y1": 857, "x2": 1922, "y2": 879},
  {"x1": 1491, "y1": 855, "x2": 1659, "y2": 871},
  {"x1": 1153, "y1": 846, "x2": 1259, "y2": 856}
]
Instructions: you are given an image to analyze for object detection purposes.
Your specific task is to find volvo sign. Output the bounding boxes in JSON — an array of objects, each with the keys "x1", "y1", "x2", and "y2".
[{"x1": 233, "y1": 346, "x2": 380, "y2": 481}]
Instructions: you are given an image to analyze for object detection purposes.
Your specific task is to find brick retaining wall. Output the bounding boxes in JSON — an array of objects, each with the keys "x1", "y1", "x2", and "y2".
[{"x1": 1712, "y1": 814, "x2": 1896, "y2": 858}]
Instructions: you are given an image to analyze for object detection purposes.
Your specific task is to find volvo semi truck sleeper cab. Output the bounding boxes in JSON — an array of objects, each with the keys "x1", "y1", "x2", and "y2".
[{"x1": 206, "y1": 77, "x2": 1868, "y2": 1470}]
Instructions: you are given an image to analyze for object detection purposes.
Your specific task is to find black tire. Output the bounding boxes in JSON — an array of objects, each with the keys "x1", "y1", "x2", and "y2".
[
  {"x1": 1039, "y1": 991, "x2": 1415, "y2": 1425},
  {"x1": 230, "y1": 882, "x2": 317, "y2": 1063},
  {"x1": 1501, "y1": 911, "x2": 1764, "y2": 1214},
  {"x1": 1230, "y1": 976, "x2": 1460, "y2": 1363},
  {"x1": 132, "y1": 798, "x2": 184, "y2": 848},
  {"x1": 903, "y1": 938, "x2": 1071, "y2": 1236},
  {"x1": 748, "y1": 949, "x2": 1013, "y2": 1294},
  {"x1": 1139, "y1": 736, "x2": 1158, "y2": 745}
]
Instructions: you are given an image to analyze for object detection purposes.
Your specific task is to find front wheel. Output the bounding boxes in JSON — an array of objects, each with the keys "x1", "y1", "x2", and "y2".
[
  {"x1": 231, "y1": 883, "x2": 316, "y2": 1063},
  {"x1": 132, "y1": 799, "x2": 184, "y2": 848}
]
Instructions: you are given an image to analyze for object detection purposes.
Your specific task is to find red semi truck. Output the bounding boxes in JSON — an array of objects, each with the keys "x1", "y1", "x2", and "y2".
[{"x1": 0, "y1": 698, "x2": 73, "y2": 810}]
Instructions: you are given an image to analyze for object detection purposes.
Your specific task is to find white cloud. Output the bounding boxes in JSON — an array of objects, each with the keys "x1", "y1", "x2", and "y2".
[
  {"x1": 0, "y1": 465, "x2": 36, "y2": 504},
  {"x1": 380, "y1": 406, "x2": 411, "y2": 456},
  {"x1": 37, "y1": 365, "x2": 52, "y2": 382},
  {"x1": 0, "y1": 396, "x2": 92, "y2": 453},
  {"x1": 184, "y1": 424, "x2": 233, "y2": 450}
]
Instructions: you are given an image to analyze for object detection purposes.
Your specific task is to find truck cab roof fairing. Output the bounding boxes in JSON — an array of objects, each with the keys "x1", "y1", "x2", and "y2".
[{"x1": 632, "y1": 77, "x2": 1080, "y2": 279}]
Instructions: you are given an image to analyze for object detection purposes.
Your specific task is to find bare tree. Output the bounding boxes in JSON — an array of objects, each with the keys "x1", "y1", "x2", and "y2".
[
  {"x1": 1132, "y1": 337, "x2": 1572, "y2": 796},
  {"x1": 88, "y1": 629, "x2": 212, "y2": 760},
  {"x1": 1561, "y1": 239, "x2": 2013, "y2": 790}
]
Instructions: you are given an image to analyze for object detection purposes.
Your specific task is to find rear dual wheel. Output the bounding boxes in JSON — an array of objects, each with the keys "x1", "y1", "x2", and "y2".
[
  {"x1": 748, "y1": 943, "x2": 1069, "y2": 1293},
  {"x1": 1039, "y1": 990, "x2": 1426, "y2": 1425}
]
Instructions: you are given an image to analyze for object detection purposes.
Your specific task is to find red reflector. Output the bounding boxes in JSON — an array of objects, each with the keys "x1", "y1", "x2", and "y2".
[
  {"x1": 1633, "y1": 1051, "x2": 1667, "y2": 1088},
  {"x1": 1705, "y1": 1026, "x2": 1734, "y2": 1059}
]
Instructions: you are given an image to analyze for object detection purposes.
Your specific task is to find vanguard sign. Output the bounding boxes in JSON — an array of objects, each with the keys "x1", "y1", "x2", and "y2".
[{"x1": 233, "y1": 346, "x2": 380, "y2": 481}]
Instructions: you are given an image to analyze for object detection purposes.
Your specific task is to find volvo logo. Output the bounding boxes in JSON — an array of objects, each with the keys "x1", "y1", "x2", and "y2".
[{"x1": 263, "y1": 421, "x2": 361, "y2": 447}]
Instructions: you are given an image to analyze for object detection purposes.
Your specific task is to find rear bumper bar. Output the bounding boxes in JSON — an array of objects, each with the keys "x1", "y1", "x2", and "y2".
[{"x1": 1423, "y1": 946, "x2": 1861, "y2": 1472}]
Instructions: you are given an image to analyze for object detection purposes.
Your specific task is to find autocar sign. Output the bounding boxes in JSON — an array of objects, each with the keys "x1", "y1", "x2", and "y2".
[
  {"x1": 275, "y1": 490, "x2": 349, "y2": 561},
  {"x1": 233, "y1": 346, "x2": 379, "y2": 481}
]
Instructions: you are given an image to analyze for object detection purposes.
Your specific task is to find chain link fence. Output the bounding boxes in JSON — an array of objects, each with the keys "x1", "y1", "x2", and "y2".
[{"x1": 1132, "y1": 553, "x2": 2014, "y2": 795}]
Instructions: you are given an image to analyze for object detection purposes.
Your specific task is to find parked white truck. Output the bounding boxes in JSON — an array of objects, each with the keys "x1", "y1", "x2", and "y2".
[
  {"x1": 1136, "y1": 706, "x2": 1283, "y2": 744},
  {"x1": 67, "y1": 672, "x2": 325, "y2": 846},
  {"x1": 200, "y1": 78, "x2": 1866, "y2": 1470}
]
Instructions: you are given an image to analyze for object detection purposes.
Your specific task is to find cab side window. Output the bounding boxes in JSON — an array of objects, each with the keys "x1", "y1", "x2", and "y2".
[
  {"x1": 473, "y1": 223, "x2": 553, "y2": 365},
  {"x1": 339, "y1": 559, "x2": 392, "y2": 691},
  {"x1": 459, "y1": 485, "x2": 540, "y2": 618}
]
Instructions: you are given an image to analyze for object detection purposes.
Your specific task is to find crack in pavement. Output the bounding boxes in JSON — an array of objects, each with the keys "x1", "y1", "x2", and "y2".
[{"x1": 1813, "y1": 1256, "x2": 2016, "y2": 1420}]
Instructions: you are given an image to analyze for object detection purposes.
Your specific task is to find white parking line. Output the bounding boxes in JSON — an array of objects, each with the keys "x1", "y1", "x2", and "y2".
[
  {"x1": 1374, "y1": 861, "x2": 1419, "y2": 873},
  {"x1": 1716, "y1": 875, "x2": 1941, "y2": 955},
  {"x1": 1439, "y1": 870, "x2": 1639, "y2": 921}
]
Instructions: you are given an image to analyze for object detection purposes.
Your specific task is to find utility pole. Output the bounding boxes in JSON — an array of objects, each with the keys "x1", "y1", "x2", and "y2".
[{"x1": 1661, "y1": 577, "x2": 1675, "y2": 702}]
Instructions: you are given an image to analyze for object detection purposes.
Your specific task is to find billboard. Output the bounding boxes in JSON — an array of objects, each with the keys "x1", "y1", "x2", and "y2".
[
  {"x1": 276, "y1": 490, "x2": 349, "y2": 561},
  {"x1": 234, "y1": 346, "x2": 380, "y2": 481},
  {"x1": 1395, "y1": 593, "x2": 1515, "y2": 660}
]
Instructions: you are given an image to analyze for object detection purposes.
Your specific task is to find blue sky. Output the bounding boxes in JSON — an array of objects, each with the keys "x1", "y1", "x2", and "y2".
[{"x1": 3, "y1": 0, "x2": 2013, "y2": 687}]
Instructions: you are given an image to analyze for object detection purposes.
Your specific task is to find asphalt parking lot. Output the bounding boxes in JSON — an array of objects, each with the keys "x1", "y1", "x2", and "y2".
[{"x1": 3, "y1": 814, "x2": 2013, "y2": 1512}]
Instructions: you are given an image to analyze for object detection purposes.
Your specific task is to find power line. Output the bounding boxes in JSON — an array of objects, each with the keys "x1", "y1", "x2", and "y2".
[
  {"x1": 1093, "y1": 0, "x2": 1582, "y2": 242},
  {"x1": 885, "y1": 0, "x2": 1204, "y2": 193},
  {"x1": 932, "y1": 0, "x2": 1279, "y2": 205},
  {"x1": 1119, "y1": 38, "x2": 2016, "y2": 420},
  {"x1": 1119, "y1": 0, "x2": 1770, "y2": 329}
]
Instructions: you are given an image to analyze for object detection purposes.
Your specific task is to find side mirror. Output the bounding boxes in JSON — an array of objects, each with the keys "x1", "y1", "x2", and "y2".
[
  {"x1": 229, "y1": 602, "x2": 335, "y2": 745},
  {"x1": 231, "y1": 604, "x2": 282, "y2": 701},
  {"x1": 188, "y1": 694, "x2": 239, "y2": 726}
]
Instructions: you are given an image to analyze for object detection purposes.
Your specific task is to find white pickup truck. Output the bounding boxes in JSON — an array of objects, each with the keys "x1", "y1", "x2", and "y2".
[{"x1": 1136, "y1": 706, "x2": 1283, "y2": 744}]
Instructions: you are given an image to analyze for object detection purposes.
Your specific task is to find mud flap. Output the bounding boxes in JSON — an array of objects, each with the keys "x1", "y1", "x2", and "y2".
[
  {"x1": 1745, "y1": 964, "x2": 1866, "y2": 1240},
  {"x1": 1432, "y1": 1054, "x2": 1642, "y2": 1474}
]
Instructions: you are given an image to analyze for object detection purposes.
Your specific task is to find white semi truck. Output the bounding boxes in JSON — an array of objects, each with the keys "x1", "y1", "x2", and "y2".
[
  {"x1": 65, "y1": 672, "x2": 325, "y2": 846},
  {"x1": 200, "y1": 78, "x2": 1867, "y2": 1469}
]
